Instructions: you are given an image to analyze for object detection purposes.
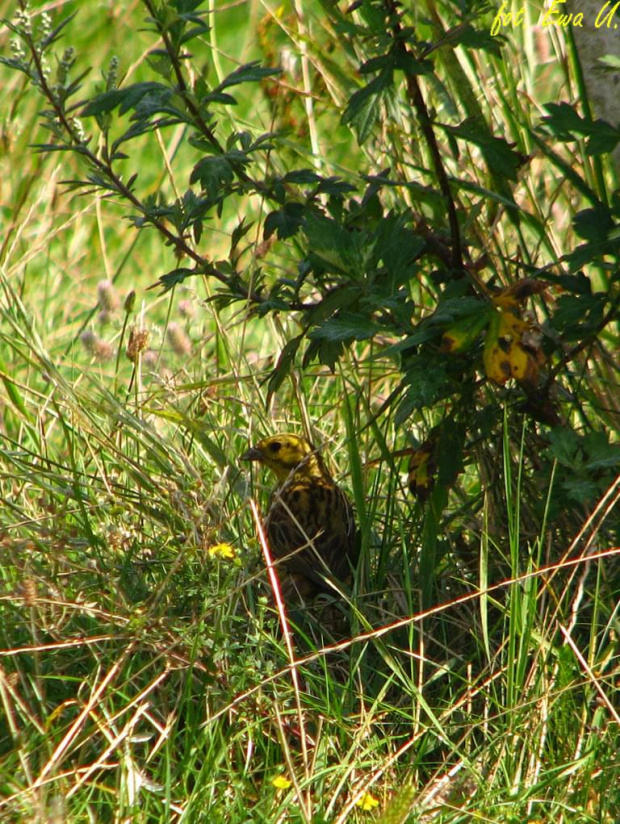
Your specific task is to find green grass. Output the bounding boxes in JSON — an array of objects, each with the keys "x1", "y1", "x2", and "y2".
[{"x1": 0, "y1": 1, "x2": 619, "y2": 822}]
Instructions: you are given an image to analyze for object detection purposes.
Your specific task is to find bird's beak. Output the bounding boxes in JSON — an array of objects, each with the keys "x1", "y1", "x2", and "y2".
[{"x1": 240, "y1": 446, "x2": 262, "y2": 462}]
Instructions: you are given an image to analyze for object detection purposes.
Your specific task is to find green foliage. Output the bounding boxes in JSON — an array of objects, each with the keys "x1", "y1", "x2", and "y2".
[{"x1": 1, "y1": 0, "x2": 619, "y2": 821}]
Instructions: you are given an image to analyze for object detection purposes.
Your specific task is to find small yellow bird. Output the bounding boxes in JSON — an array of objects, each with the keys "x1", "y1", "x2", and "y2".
[{"x1": 241, "y1": 434, "x2": 358, "y2": 600}]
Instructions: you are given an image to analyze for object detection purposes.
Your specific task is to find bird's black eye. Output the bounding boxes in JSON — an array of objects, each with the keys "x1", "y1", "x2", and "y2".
[{"x1": 269, "y1": 441, "x2": 282, "y2": 453}]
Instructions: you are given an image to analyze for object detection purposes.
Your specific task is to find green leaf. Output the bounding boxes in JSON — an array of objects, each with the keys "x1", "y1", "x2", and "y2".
[
  {"x1": 446, "y1": 23, "x2": 505, "y2": 56},
  {"x1": 395, "y1": 362, "x2": 453, "y2": 423},
  {"x1": 281, "y1": 169, "x2": 321, "y2": 185},
  {"x1": 342, "y1": 70, "x2": 394, "y2": 145},
  {"x1": 303, "y1": 211, "x2": 373, "y2": 273},
  {"x1": 302, "y1": 338, "x2": 344, "y2": 371},
  {"x1": 374, "y1": 213, "x2": 425, "y2": 277},
  {"x1": 304, "y1": 286, "x2": 360, "y2": 326},
  {"x1": 550, "y1": 293, "x2": 606, "y2": 340},
  {"x1": 573, "y1": 206, "x2": 614, "y2": 242},
  {"x1": 267, "y1": 335, "x2": 303, "y2": 399},
  {"x1": 264, "y1": 203, "x2": 305, "y2": 240},
  {"x1": 540, "y1": 102, "x2": 590, "y2": 139},
  {"x1": 545, "y1": 428, "x2": 580, "y2": 467},
  {"x1": 149, "y1": 267, "x2": 195, "y2": 293},
  {"x1": 562, "y1": 474, "x2": 600, "y2": 504},
  {"x1": 582, "y1": 432, "x2": 620, "y2": 471},
  {"x1": 445, "y1": 119, "x2": 524, "y2": 181},
  {"x1": 586, "y1": 120, "x2": 620, "y2": 156},
  {"x1": 190, "y1": 156, "x2": 234, "y2": 196},
  {"x1": 81, "y1": 82, "x2": 167, "y2": 117},
  {"x1": 215, "y1": 61, "x2": 280, "y2": 92},
  {"x1": 308, "y1": 313, "x2": 380, "y2": 342}
]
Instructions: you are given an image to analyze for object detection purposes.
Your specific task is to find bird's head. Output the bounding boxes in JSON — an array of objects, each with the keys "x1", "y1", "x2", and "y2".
[{"x1": 241, "y1": 434, "x2": 326, "y2": 482}]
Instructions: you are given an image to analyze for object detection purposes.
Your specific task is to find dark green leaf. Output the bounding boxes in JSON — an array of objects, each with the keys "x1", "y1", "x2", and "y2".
[
  {"x1": 304, "y1": 287, "x2": 360, "y2": 326},
  {"x1": 540, "y1": 102, "x2": 590, "y2": 140},
  {"x1": 392, "y1": 49, "x2": 433, "y2": 76},
  {"x1": 267, "y1": 335, "x2": 303, "y2": 399},
  {"x1": 150, "y1": 267, "x2": 196, "y2": 293},
  {"x1": 583, "y1": 432, "x2": 620, "y2": 471},
  {"x1": 264, "y1": 203, "x2": 305, "y2": 240},
  {"x1": 81, "y1": 83, "x2": 167, "y2": 117},
  {"x1": 586, "y1": 120, "x2": 620, "y2": 156},
  {"x1": 282, "y1": 169, "x2": 321, "y2": 185},
  {"x1": 308, "y1": 313, "x2": 380, "y2": 342},
  {"x1": 342, "y1": 70, "x2": 393, "y2": 145},
  {"x1": 562, "y1": 474, "x2": 600, "y2": 504},
  {"x1": 445, "y1": 23, "x2": 505, "y2": 56},
  {"x1": 190, "y1": 156, "x2": 234, "y2": 196},
  {"x1": 215, "y1": 61, "x2": 280, "y2": 92},
  {"x1": 395, "y1": 363, "x2": 452, "y2": 423},
  {"x1": 573, "y1": 206, "x2": 613, "y2": 242},
  {"x1": 302, "y1": 338, "x2": 344, "y2": 372},
  {"x1": 551, "y1": 293, "x2": 606, "y2": 339},
  {"x1": 445, "y1": 119, "x2": 524, "y2": 182}
]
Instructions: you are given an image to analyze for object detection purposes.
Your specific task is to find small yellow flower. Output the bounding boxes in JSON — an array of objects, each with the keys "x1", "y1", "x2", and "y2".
[
  {"x1": 271, "y1": 775, "x2": 292, "y2": 790},
  {"x1": 356, "y1": 791, "x2": 379, "y2": 811},
  {"x1": 207, "y1": 542, "x2": 235, "y2": 560}
]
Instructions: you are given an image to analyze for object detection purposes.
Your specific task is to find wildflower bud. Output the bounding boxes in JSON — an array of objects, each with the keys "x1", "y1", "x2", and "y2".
[
  {"x1": 124, "y1": 289, "x2": 136, "y2": 313},
  {"x1": 106, "y1": 56, "x2": 120, "y2": 91},
  {"x1": 15, "y1": 8, "x2": 32, "y2": 36},
  {"x1": 178, "y1": 299, "x2": 195, "y2": 318},
  {"x1": 143, "y1": 349, "x2": 159, "y2": 367},
  {"x1": 167, "y1": 322, "x2": 191, "y2": 357},
  {"x1": 97, "y1": 279, "x2": 120, "y2": 313},
  {"x1": 57, "y1": 47, "x2": 75, "y2": 85},
  {"x1": 80, "y1": 330, "x2": 97, "y2": 353},
  {"x1": 93, "y1": 339, "x2": 114, "y2": 361},
  {"x1": 22, "y1": 578, "x2": 37, "y2": 608},
  {"x1": 126, "y1": 327, "x2": 149, "y2": 362},
  {"x1": 39, "y1": 12, "x2": 52, "y2": 39},
  {"x1": 10, "y1": 37, "x2": 27, "y2": 63},
  {"x1": 70, "y1": 117, "x2": 87, "y2": 144}
]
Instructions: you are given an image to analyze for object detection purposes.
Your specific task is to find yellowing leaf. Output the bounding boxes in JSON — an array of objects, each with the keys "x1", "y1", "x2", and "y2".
[
  {"x1": 408, "y1": 441, "x2": 435, "y2": 499},
  {"x1": 440, "y1": 309, "x2": 491, "y2": 354}
]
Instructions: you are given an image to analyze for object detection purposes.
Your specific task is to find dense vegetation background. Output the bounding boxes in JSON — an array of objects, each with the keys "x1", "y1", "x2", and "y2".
[{"x1": 0, "y1": 0, "x2": 618, "y2": 821}]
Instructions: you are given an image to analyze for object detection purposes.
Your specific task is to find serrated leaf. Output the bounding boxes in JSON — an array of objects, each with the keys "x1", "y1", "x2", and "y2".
[
  {"x1": 149, "y1": 267, "x2": 196, "y2": 293},
  {"x1": 282, "y1": 169, "x2": 322, "y2": 185},
  {"x1": 395, "y1": 362, "x2": 452, "y2": 422},
  {"x1": 304, "y1": 286, "x2": 360, "y2": 326},
  {"x1": 308, "y1": 313, "x2": 380, "y2": 342},
  {"x1": 81, "y1": 82, "x2": 166, "y2": 117},
  {"x1": 582, "y1": 432, "x2": 620, "y2": 471},
  {"x1": 341, "y1": 70, "x2": 393, "y2": 145},
  {"x1": 562, "y1": 474, "x2": 600, "y2": 504},
  {"x1": 304, "y1": 211, "x2": 372, "y2": 273},
  {"x1": 573, "y1": 206, "x2": 614, "y2": 242},
  {"x1": 215, "y1": 61, "x2": 280, "y2": 92},
  {"x1": 316, "y1": 177, "x2": 356, "y2": 197},
  {"x1": 540, "y1": 102, "x2": 589, "y2": 139},
  {"x1": 586, "y1": 120, "x2": 620, "y2": 156},
  {"x1": 190, "y1": 156, "x2": 234, "y2": 196},
  {"x1": 267, "y1": 335, "x2": 303, "y2": 399},
  {"x1": 445, "y1": 119, "x2": 523, "y2": 181},
  {"x1": 264, "y1": 203, "x2": 305, "y2": 240},
  {"x1": 374, "y1": 214, "x2": 426, "y2": 277},
  {"x1": 446, "y1": 23, "x2": 505, "y2": 56},
  {"x1": 545, "y1": 427, "x2": 580, "y2": 467}
]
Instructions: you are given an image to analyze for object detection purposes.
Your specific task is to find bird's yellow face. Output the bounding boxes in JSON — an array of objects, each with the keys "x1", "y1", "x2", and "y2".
[{"x1": 241, "y1": 434, "x2": 324, "y2": 482}]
